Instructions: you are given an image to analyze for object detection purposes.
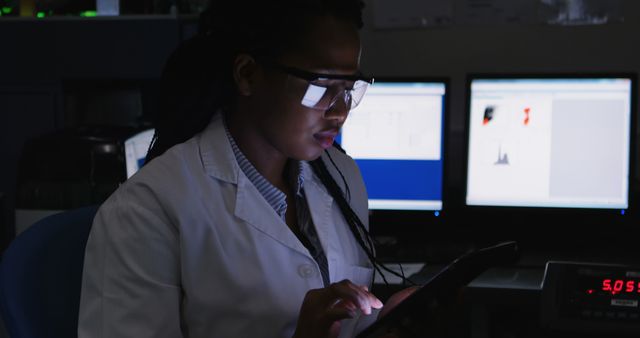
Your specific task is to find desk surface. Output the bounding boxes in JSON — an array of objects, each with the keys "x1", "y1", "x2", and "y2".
[{"x1": 377, "y1": 263, "x2": 544, "y2": 290}]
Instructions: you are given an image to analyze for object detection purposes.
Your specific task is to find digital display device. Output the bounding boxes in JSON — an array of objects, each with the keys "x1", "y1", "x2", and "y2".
[
  {"x1": 339, "y1": 80, "x2": 447, "y2": 212},
  {"x1": 124, "y1": 128, "x2": 154, "y2": 179},
  {"x1": 465, "y1": 75, "x2": 635, "y2": 212},
  {"x1": 542, "y1": 261, "x2": 640, "y2": 335},
  {"x1": 599, "y1": 279, "x2": 640, "y2": 296}
]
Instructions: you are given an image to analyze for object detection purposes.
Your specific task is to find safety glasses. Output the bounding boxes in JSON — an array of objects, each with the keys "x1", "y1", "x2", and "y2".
[{"x1": 265, "y1": 62, "x2": 374, "y2": 111}]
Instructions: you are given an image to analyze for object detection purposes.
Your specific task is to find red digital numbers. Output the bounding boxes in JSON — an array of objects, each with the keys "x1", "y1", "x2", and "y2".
[{"x1": 601, "y1": 279, "x2": 640, "y2": 294}]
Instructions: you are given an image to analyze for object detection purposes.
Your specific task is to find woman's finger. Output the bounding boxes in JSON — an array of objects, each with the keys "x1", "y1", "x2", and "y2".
[{"x1": 328, "y1": 280, "x2": 383, "y2": 315}]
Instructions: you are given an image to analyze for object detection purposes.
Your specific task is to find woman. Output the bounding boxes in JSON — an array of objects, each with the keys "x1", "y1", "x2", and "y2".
[{"x1": 78, "y1": 1, "x2": 412, "y2": 337}]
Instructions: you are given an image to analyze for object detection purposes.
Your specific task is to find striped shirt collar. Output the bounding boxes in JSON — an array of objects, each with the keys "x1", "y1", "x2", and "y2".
[{"x1": 223, "y1": 117, "x2": 305, "y2": 220}]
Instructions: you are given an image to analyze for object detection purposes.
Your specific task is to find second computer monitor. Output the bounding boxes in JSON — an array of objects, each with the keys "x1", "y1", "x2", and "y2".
[
  {"x1": 465, "y1": 75, "x2": 634, "y2": 212},
  {"x1": 339, "y1": 79, "x2": 447, "y2": 212}
]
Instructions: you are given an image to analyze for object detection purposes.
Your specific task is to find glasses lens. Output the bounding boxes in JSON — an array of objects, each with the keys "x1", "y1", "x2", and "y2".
[
  {"x1": 301, "y1": 83, "x2": 328, "y2": 108},
  {"x1": 309, "y1": 80, "x2": 371, "y2": 111},
  {"x1": 287, "y1": 74, "x2": 371, "y2": 111},
  {"x1": 300, "y1": 81, "x2": 344, "y2": 111},
  {"x1": 349, "y1": 80, "x2": 370, "y2": 110}
]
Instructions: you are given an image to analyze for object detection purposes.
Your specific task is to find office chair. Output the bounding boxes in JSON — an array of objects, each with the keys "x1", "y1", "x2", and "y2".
[{"x1": 0, "y1": 204, "x2": 100, "y2": 338}]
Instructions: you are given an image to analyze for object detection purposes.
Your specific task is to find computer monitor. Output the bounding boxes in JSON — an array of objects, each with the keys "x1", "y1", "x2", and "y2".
[
  {"x1": 464, "y1": 74, "x2": 636, "y2": 237},
  {"x1": 124, "y1": 128, "x2": 155, "y2": 179},
  {"x1": 339, "y1": 79, "x2": 448, "y2": 236}
]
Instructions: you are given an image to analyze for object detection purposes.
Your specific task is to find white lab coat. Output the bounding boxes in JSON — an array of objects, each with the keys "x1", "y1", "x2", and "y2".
[{"x1": 78, "y1": 113, "x2": 376, "y2": 338}]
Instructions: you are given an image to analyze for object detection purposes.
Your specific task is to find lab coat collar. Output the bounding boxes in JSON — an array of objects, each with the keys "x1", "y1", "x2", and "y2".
[
  {"x1": 198, "y1": 113, "x2": 240, "y2": 184},
  {"x1": 198, "y1": 113, "x2": 336, "y2": 260}
]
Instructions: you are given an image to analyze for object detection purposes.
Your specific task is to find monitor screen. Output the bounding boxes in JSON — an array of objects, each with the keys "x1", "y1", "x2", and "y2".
[
  {"x1": 124, "y1": 128, "x2": 155, "y2": 179},
  {"x1": 465, "y1": 76, "x2": 634, "y2": 211},
  {"x1": 339, "y1": 80, "x2": 447, "y2": 211}
]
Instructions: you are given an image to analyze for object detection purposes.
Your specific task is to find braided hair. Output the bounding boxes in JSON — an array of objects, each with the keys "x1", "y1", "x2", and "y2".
[{"x1": 146, "y1": 0, "x2": 411, "y2": 286}]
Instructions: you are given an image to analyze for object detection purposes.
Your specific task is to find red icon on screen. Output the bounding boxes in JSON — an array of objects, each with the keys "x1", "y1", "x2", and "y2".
[
  {"x1": 483, "y1": 106, "x2": 495, "y2": 125},
  {"x1": 524, "y1": 107, "x2": 530, "y2": 126}
]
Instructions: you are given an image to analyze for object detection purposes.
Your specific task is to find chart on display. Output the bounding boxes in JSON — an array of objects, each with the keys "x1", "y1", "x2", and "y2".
[{"x1": 465, "y1": 76, "x2": 634, "y2": 211}]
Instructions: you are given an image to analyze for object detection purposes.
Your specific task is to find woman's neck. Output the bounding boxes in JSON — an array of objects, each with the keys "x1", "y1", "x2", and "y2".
[{"x1": 224, "y1": 110, "x2": 289, "y2": 188}]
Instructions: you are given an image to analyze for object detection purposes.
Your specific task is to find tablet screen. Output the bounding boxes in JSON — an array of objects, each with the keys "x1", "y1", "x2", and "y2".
[{"x1": 357, "y1": 241, "x2": 519, "y2": 338}]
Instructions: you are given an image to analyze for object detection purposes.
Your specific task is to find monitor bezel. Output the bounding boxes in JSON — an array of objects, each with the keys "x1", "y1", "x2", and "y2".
[
  {"x1": 461, "y1": 72, "x2": 638, "y2": 243},
  {"x1": 344, "y1": 76, "x2": 451, "y2": 243}
]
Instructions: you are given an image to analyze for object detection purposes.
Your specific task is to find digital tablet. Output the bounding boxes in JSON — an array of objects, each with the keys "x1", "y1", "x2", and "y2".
[{"x1": 357, "y1": 241, "x2": 520, "y2": 338}]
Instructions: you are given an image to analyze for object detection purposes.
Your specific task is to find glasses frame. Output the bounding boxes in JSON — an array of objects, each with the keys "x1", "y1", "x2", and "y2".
[
  {"x1": 266, "y1": 63, "x2": 374, "y2": 85},
  {"x1": 259, "y1": 60, "x2": 375, "y2": 111}
]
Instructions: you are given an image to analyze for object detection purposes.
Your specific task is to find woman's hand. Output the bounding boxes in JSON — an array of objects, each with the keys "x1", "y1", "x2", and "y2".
[
  {"x1": 293, "y1": 279, "x2": 383, "y2": 338},
  {"x1": 377, "y1": 286, "x2": 420, "y2": 320},
  {"x1": 369, "y1": 286, "x2": 420, "y2": 338}
]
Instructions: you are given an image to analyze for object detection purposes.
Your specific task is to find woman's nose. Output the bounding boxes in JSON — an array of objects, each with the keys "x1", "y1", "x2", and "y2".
[{"x1": 323, "y1": 93, "x2": 350, "y2": 121}]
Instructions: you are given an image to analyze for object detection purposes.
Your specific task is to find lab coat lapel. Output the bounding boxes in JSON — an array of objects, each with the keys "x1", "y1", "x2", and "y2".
[
  {"x1": 233, "y1": 171, "x2": 311, "y2": 256},
  {"x1": 200, "y1": 113, "x2": 311, "y2": 257},
  {"x1": 302, "y1": 164, "x2": 340, "y2": 282}
]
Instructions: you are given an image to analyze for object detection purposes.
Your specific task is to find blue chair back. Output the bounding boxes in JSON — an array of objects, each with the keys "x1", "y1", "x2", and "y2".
[{"x1": 0, "y1": 205, "x2": 99, "y2": 338}]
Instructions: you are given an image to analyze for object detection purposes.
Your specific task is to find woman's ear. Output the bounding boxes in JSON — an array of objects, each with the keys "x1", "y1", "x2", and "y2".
[{"x1": 233, "y1": 53, "x2": 259, "y2": 96}]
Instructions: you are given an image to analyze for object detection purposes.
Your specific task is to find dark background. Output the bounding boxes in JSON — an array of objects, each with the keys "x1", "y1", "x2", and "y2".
[
  {"x1": 2, "y1": 1, "x2": 640, "y2": 259},
  {"x1": 2, "y1": 1, "x2": 640, "y2": 337}
]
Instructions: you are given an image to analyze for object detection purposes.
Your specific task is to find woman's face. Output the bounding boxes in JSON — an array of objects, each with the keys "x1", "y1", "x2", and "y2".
[{"x1": 248, "y1": 15, "x2": 363, "y2": 161}]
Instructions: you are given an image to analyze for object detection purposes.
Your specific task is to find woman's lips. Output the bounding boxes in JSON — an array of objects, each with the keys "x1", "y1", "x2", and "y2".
[{"x1": 313, "y1": 130, "x2": 338, "y2": 149}]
